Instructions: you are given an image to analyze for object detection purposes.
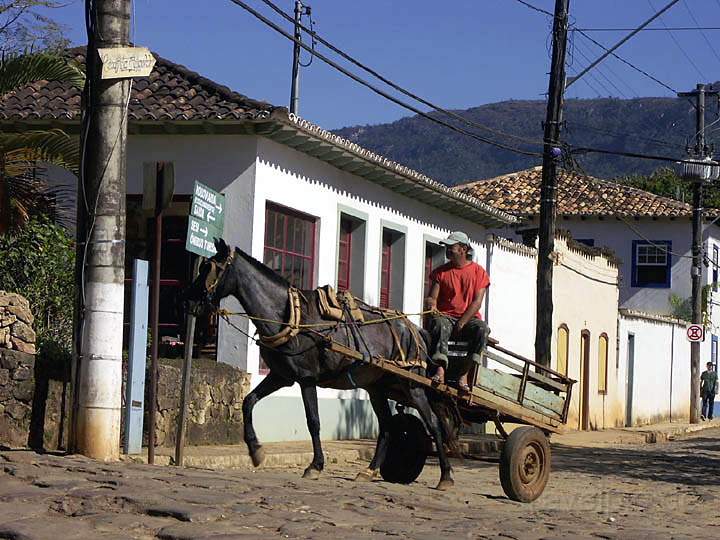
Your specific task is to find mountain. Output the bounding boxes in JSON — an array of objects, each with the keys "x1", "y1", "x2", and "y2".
[{"x1": 332, "y1": 96, "x2": 717, "y2": 185}]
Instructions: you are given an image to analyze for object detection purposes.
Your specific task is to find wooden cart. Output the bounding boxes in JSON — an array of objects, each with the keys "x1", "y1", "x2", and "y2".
[{"x1": 329, "y1": 338, "x2": 575, "y2": 502}]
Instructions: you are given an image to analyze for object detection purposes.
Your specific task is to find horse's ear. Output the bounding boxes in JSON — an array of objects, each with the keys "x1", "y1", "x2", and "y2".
[{"x1": 213, "y1": 238, "x2": 229, "y2": 259}]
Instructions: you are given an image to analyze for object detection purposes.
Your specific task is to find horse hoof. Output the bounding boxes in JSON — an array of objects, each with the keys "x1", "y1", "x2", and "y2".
[
  {"x1": 355, "y1": 468, "x2": 377, "y2": 482},
  {"x1": 302, "y1": 467, "x2": 321, "y2": 480},
  {"x1": 435, "y1": 478, "x2": 454, "y2": 491},
  {"x1": 250, "y1": 446, "x2": 265, "y2": 467}
]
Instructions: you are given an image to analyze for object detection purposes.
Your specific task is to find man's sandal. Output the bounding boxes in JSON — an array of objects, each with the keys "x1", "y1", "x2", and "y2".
[
  {"x1": 431, "y1": 374, "x2": 444, "y2": 385},
  {"x1": 457, "y1": 381, "x2": 471, "y2": 393}
]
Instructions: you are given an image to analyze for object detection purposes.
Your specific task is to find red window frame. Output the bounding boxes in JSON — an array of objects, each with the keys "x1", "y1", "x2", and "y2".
[
  {"x1": 263, "y1": 203, "x2": 317, "y2": 289},
  {"x1": 337, "y1": 218, "x2": 353, "y2": 291},
  {"x1": 380, "y1": 230, "x2": 393, "y2": 308}
]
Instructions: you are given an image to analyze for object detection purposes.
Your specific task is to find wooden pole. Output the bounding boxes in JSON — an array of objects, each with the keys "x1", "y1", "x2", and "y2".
[
  {"x1": 175, "y1": 258, "x2": 201, "y2": 466},
  {"x1": 535, "y1": 0, "x2": 570, "y2": 367}
]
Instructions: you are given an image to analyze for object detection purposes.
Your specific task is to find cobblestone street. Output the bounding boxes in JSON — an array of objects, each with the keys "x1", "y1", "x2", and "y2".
[{"x1": 0, "y1": 429, "x2": 719, "y2": 539}]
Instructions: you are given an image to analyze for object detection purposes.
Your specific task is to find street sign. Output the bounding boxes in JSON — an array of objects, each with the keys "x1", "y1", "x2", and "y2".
[
  {"x1": 687, "y1": 324, "x2": 705, "y2": 343},
  {"x1": 98, "y1": 46, "x2": 156, "y2": 79},
  {"x1": 185, "y1": 181, "x2": 226, "y2": 258}
]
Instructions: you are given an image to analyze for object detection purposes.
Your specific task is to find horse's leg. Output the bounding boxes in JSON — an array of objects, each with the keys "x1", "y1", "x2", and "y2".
[
  {"x1": 355, "y1": 389, "x2": 392, "y2": 481},
  {"x1": 299, "y1": 382, "x2": 324, "y2": 480},
  {"x1": 408, "y1": 387, "x2": 454, "y2": 490},
  {"x1": 242, "y1": 371, "x2": 290, "y2": 467}
]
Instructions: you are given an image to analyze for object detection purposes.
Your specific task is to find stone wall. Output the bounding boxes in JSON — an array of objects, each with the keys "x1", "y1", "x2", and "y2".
[
  {"x1": 0, "y1": 292, "x2": 36, "y2": 354},
  {"x1": 138, "y1": 358, "x2": 251, "y2": 448}
]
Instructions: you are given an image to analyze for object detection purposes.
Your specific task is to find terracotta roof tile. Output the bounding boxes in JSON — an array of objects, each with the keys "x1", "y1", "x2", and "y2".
[
  {"x1": 0, "y1": 48, "x2": 274, "y2": 123},
  {"x1": 453, "y1": 166, "x2": 695, "y2": 218}
]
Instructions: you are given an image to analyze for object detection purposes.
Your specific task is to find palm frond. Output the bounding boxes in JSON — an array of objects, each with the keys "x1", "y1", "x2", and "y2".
[
  {"x1": 0, "y1": 129, "x2": 79, "y2": 173},
  {"x1": 0, "y1": 52, "x2": 84, "y2": 95}
]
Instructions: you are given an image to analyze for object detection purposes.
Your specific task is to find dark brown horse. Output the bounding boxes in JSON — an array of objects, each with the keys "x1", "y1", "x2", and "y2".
[{"x1": 185, "y1": 239, "x2": 460, "y2": 490}]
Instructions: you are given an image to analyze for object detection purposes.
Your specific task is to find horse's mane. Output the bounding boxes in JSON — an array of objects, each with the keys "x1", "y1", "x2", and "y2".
[{"x1": 232, "y1": 247, "x2": 291, "y2": 288}]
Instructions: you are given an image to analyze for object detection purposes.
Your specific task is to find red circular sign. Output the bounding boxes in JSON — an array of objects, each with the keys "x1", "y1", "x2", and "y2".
[{"x1": 687, "y1": 325, "x2": 704, "y2": 342}]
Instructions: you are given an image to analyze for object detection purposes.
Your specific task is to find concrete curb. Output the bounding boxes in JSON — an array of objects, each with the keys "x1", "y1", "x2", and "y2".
[
  {"x1": 122, "y1": 446, "x2": 375, "y2": 470},
  {"x1": 638, "y1": 419, "x2": 720, "y2": 443}
]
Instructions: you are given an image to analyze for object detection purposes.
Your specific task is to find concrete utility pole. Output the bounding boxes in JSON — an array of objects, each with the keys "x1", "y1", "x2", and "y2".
[
  {"x1": 678, "y1": 84, "x2": 719, "y2": 423},
  {"x1": 535, "y1": 0, "x2": 570, "y2": 367},
  {"x1": 74, "y1": 0, "x2": 131, "y2": 460}
]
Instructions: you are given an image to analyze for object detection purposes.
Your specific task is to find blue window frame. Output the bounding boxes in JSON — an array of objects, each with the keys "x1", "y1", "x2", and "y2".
[
  {"x1": 631, "y1": 240, "x2": 671, "y2": 288},
  {"x1": 713, "y1": 245, "x2": 718, "y2": 291}
]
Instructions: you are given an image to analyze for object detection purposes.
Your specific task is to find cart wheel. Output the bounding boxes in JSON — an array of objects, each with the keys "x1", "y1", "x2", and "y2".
[
  {"x1": 380, "y1": 413, "x2": 428, "y2": 484},
  {"x1": 499, "y1": 426, "x2": 551, "y2": 503}
]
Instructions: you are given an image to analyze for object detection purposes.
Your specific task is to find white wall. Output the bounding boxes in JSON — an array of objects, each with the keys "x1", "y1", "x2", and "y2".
[
  {"x1": 238, "y1": 136, "x2": 491, "y2": 403},
  {"x1": 618, "y1": 312, "x2": 693, "y2": 425},
  {"x1": 552, "y1": 236, "x2": 621, "y2": 430},
  {"x1": 500, "y1": 219, "x2": 720, "y2": 317},
  {"x1": 484, "y1": 236, "x2": 536, "y2": 360}
]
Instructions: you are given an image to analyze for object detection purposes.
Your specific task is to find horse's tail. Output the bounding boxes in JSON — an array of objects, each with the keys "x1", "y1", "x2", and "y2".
[{"x1": 428, "y1": 391, "x2": 463, "y2": 458}]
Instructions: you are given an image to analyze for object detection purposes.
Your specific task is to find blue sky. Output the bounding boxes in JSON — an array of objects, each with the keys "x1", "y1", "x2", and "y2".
[{"x1": 44, "y1": 0, "x2": 720, "y2": 129}]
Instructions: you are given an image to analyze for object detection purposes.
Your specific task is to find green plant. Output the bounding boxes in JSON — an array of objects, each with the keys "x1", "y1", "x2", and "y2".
[{"x1": 0, "y1": 216, "x2": 75, "y2": 357}]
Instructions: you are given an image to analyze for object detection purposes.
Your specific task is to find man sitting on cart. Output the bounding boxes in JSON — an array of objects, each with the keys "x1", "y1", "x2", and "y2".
[{"x1": 426, "y1": 231, "x2": 490, "y2": 393}]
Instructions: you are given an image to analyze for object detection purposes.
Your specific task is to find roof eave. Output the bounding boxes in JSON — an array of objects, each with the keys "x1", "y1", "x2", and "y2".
[{"x1": 256, "y1": 110, "x2": 517, "y2": 228}]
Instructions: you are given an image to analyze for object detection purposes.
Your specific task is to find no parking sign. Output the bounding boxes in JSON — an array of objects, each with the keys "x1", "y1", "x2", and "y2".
[{"x1": 686, "y1": 324, "x2": 705, "y2": 343}]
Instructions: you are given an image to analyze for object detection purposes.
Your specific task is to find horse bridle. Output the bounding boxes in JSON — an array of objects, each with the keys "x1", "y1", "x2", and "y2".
[{"x1": 204, "y1": 252, "x2": 236, "y2": 301}]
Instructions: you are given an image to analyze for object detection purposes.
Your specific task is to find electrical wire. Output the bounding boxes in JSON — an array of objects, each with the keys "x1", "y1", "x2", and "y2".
[
  {"x1": 572, "y1": 31, "x2": 639, "y2": 98},
  {"x1": 648, "y1": 0, "x2": 707, "y2": 81},
  {"x1": 298, "y1": 3, "x2": 316, "y2": 68},
  {"x1": 565, "y1": 121, "x2": 687, "y2": 151},
  {"x1": 682, "y1": 0, "x2": 720, "y2": 66},
  {"x1": 256, "y1": 0, "x2": 546, "y2": 147},
  {"x1": 571, "y1": 37, "x2": 628, "y2": 98},
  {"x1": 227, "y1": 0, "x2": 544, "y2": 156},
  {"x1": 577, "y1": 27, "x2": 720, "y2": 32},
  {"x1": 511, "y1": 0, "x2": 683, "y2": 97}
]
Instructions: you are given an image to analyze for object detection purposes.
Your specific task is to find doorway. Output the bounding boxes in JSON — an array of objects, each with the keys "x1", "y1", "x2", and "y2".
[
  {"x1": 625, "y1": 333, "x2": 635, "y2": 427},
  {"x1": 580, "y1": 331, "x2": 591, "y2": 430}
]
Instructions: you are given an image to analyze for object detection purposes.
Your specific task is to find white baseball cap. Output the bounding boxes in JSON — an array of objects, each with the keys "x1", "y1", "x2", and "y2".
[{"x1": 440, "y1": 231, "x2": 471, "y2": 246}]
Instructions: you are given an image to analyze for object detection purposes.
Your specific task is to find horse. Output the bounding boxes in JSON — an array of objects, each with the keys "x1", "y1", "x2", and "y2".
[{"x1": 184, "y1": 239, "x2": 461, "y2": 490}]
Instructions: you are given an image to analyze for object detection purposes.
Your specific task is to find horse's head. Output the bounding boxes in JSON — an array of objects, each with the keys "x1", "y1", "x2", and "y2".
[{"x1": 183, "y1": 238, "x2": 236, "y2": 316}]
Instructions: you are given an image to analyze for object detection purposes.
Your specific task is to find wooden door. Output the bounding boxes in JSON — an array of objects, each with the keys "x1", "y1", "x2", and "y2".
[{"x1": 580, "y1": 331, "x2": 591, "y2": 430}]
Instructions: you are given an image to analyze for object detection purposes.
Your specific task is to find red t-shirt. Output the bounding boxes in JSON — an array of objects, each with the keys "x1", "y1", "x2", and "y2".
[{"x1": 430, "y1": 261, "x2": 490, "y2": 319}]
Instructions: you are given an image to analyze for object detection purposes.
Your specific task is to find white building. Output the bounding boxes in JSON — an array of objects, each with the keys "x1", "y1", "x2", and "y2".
[
  {"x1": 456, "y1": 166, "x2": 720, "y2": 424},
  {"x1": 2, "y1": 50, "x2": 524, "y2": 441}
]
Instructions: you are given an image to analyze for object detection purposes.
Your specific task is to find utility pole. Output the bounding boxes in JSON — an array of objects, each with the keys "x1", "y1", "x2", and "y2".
[
  {"x1": 535, "y1": 0, "x2": 570, "y2": 367},
  {"x1": 678, "y1": 83, "x2": 719, "y2": 423},
  {"x1": 74, "y1": 0, "x2": 131, "y2": 460},
  {"x1": 289, "y1": 0, "x2": 312, "y2": 114}
]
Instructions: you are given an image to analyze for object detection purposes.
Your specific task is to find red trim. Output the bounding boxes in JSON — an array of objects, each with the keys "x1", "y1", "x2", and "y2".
[
  {"x1": 337, "y1": 218, "x2": 352, "y2": 291},
  {"x1": 263, "y1": 203, "x2": 317, "y2": 289},
  {"x1": 380, "y1": 230, "x2": 392, "y2": 308}
]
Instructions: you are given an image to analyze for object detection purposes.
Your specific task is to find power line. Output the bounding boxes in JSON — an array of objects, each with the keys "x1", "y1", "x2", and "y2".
[
  {"x1": 577, "y1": 27, "x2": 720, "y2": 32},
  {"x1": 226, "y1": 0, "x2": 543, "y2": 157},
  {"x1": 574, "y1": 35, "x2": 639, "y2": 98},
  {"x1": 681, "y1": 0, "x2": 720, "y2": 67},
  {"x1": 647, "y1": 0, "x2": 707, "y2": 81},
  {"x1": 571, "y1": 36, "x2": 629, "y2": 98},
  {"x1": 256, "y1": 0, "x2": 545, "y2": 148},
  {"x1": 511, "y1": 0, "x2": 554, "y2": 18},
  {"x1": 568, "y1": 0, "x2": 682, "y2": 90},
  {"x1": 565, "y1": 121, "x2": 686, "y2": 151},
  {"x1": 511, "y1": 0, "x2": 682, "y2": 96}
]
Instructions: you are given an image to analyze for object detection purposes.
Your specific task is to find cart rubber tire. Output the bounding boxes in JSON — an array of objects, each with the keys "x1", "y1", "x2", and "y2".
[
  {"x1": 380, "y1": 413, "x2": 428, "y2": 484},
  {"x1": 499, "y1": 426, "x2": 551, "y2": 503}
]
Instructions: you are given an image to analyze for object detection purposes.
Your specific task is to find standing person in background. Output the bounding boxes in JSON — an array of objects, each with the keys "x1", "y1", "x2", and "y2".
[{"x1": 701, "y1": 361, "x2": 718, "y2": 420}]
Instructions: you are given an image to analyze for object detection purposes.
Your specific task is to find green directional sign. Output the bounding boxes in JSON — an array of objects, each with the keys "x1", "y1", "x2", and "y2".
[{"x1": 186, "y1": 181, "x2": 226, "y2": 258}]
